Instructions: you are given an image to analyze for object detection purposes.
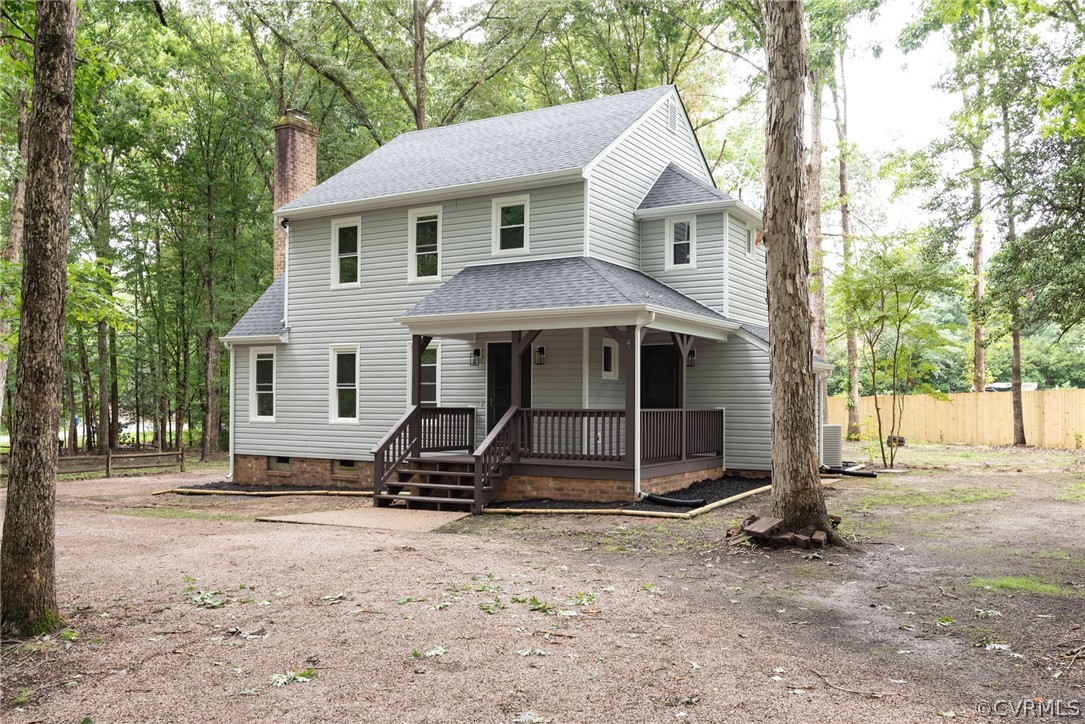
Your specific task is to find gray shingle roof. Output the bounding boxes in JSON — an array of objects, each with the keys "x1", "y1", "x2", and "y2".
[
  {"x1": 402, "y1": 256, "x2": 731, "y2": 324},
  {"x1": 226, "y1": 275, "x2": 286, "y2": 338},
  {"x1": 280, "y1": 86, "x2": 674, "y2": 213},
  {"x1": 638, "y1": 162, "x2": 732, "y2": 210}
]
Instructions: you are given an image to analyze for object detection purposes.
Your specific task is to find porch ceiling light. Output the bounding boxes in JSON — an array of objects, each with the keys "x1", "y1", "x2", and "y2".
[
  {"x1": 534, "y1": 346, "x2": 546, "y2": 366},
  {"x1": 686, "y1": 349, "x2": 696, "y2": 367},
  {"x1": 470, "y1": 348, "x2": 482, "y2": 366}
]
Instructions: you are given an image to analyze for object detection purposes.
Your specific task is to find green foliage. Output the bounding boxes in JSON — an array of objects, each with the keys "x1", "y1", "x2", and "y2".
[{"x1": 969, "y1": 576, "x2": 1072, "y2": 596}]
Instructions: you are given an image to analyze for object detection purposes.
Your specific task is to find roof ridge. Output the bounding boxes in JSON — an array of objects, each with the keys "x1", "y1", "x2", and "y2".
[
  {"x1": 388, "y1": 85, "x2": 674, "y2": 140},
  {"x1": 580, "y1": 257, "x2": 643, "y2": 306}
]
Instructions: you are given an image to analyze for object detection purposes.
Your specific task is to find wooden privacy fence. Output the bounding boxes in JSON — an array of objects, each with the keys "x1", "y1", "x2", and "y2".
[
  {"x1": 0, "y1": 450, "x2": 186, "y2": 479},
  {"x1": 827, "y1": 389, "x2": 1085, "y2": 449}
]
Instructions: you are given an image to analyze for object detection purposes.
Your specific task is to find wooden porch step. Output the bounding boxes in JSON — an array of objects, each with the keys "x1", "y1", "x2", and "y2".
[
  {"x1": 387, "y1": 481, "x2": 491, "y2": 492},
  {"x1": 374, "y1": 494, "x2": 478, "y2": 506},
  {"x1": 408, "y1": 454, "x2": 475, "y2": 466},
  {"x1": 398, "y1": 468, "x2": 475, "y2": 479}
]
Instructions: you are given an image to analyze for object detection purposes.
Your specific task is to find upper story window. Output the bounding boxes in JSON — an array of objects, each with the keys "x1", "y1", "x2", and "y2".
[
  {"x1": 492, "y1": 195, "x2": 529, "y2": 255},
  {"x1": 331, "y1": 218, "x2": 361, "y2": 288},
  {"x1": 419, "y1": 346, "x2": 439, "y2": 406},
  {"x1": 745, "y1": 225, "x2": 757, "y2": 257},
  {"x1": 330, "y1": 346, "x2": 358, "y2": 423},
  {"x1": 251, "y1": 348, "x2": 276, "y2": 422},
  {"x1": 665, "y1": 217, "x2": 696, "y2": 270},
  {"x1": 601, "y1": 338, "x2": 618, "y2": 380},
  {"x1": 409, "y1": 207, "x2": 442, "y2": 281}
]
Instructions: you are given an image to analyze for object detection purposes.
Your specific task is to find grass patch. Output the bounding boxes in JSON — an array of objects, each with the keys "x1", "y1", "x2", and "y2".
[
  {"x1": 112, "y1": 508, "x2": 252, "y2": 522},
  {"x1": 969, "y1": 576, "x2": 1072, "y2": 596},
  {"x1": 1056, "y1": 481, "x2": 1085, "y2": 502},
  {"x1": 860, "y1": 486, "x2": 1011, "y2": 509}
]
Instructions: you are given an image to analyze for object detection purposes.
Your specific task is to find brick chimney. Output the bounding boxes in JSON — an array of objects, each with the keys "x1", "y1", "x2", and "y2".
[{"x1": 273, "y1": 109, "x2": 318, "y2": 278}]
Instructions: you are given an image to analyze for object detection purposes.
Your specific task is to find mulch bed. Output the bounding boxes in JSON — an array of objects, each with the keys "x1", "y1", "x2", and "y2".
[{"x1": 489, "y1": 475, "x2": 769, "y2": 513}]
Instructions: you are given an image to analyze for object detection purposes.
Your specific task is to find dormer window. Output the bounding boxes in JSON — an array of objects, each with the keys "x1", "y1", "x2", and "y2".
[
  {"x1": 665, "y1": 217, "x2": 696, "y2": 270},
  {"x1": 492, "y1": 195, "x2": 529, "y2": 255},
  {"x1": 331, "y1": 218, "x2": 361, "y2": 288}
]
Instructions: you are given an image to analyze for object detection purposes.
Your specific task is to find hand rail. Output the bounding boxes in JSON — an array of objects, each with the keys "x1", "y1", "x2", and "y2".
[
  {"x1": 371, "y1": 405, "x2": 421, "y2": 494},
  {"x1": 472, "y1": 405, "x2": 519, "y2": 513}
]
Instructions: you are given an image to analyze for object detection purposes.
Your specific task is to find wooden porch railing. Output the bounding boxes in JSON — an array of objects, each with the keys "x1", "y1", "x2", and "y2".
[
  {"x1": 371, "y1": 405, "x2": 476, "y2": 495},
  {"x1": 519, "y1": 408, "x2": 625, "y2": 463},
  {"x1": 472, "y1": 406, "x2": 519, "y2": 513},
  {"x1": 420, "y1": 407, "x2": 475, "y2": 452},
  {"x1": 641, "y1": 409, "x2": 725, "y2": 463}
]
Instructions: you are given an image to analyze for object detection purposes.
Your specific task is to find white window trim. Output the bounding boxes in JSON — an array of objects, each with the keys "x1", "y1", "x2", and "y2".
[
  {"x1": 491, "y1": 195, "x2": 530, "y2": 256},
  {"x1": 408, "y1": 206, "x2": 443, "y2": 282},
  {"x1": 249, "y1": 346, "x2": 276, "y2": 423},
  {"x1": 330, "y1": 216, "x2": 361, "y2": 289},
  {"x1": 329, "y1": 345, "x2": 360, "y2": 424},
  {"x1": 417, "y1": 342, "x2": 441, "y2": 407},
  {"x1": 601, "y1": 338, "x2": 619, "y2": 380},
  {"x1": 745, "y1": 223, "x2": 756, "y2": 258},
  {"x1": 665, "y1": 216, "x2": 697, "y2": 271}
]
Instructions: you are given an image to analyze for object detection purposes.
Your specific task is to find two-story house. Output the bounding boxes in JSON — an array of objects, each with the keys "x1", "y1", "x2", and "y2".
[{"x1": 224, "y1": 86, "x2": 832, "y2": 512}]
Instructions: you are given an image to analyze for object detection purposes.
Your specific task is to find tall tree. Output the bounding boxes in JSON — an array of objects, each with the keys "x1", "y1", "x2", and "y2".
[
  {"x1": 764, "y1": 0, "x2": 838, "y2": 541},
  {"x1": 1, "y1": 0, "x2": 76, "y2": 635}
]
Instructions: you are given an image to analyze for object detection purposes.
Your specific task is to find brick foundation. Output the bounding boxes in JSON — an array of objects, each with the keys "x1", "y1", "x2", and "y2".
[
  {"x1": 233, "y1": 454, "x2": 373, "y2": 490},
  {"x1": 641, "y1": 466, "x2": 726, "y2": 496},
  {"x1": 498, "y1": 466, "x2": 727, "y2": 504}
]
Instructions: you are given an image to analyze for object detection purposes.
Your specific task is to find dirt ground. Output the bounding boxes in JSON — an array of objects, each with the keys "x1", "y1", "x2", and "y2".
[{"x1": 2, "y1": 443, "x2": 1084, "y2": 723}]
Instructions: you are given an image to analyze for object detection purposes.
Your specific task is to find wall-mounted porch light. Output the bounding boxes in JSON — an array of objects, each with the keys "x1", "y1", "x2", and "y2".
[
  {"x1": 534, "y1": 346, "x2": 547, "y2": 366},
  {"x1": 470, "y1": 348, "x2": 481, "y2": 367},
  {"x1": 686, "y1": 349, "x2": 696, "y2": 368}
]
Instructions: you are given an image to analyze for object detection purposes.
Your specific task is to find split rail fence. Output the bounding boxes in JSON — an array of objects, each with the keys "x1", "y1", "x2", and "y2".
[
  {"x1": 827, "y1": 389, "x2": 1085, "y2": 450},
  {"x1": 0, "y1": 450, "x2": 186, "y2": 479}
]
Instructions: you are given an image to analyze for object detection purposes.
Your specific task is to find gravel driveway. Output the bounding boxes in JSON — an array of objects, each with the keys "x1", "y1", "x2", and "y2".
[{"x1": 2, "y1": 446, "x2": 1083, "y2": 723}]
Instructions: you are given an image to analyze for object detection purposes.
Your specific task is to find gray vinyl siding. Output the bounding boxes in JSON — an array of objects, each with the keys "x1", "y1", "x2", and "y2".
[
  {"x1": 233, "y1": 182, "x2": 584, "y2": 461},
  {"x1": 686, "y1": 336, "x2": 772, "y2": 472},
  {"x1": 639, "y1": 212, "x2": 725, "y2": 314},
  {"x1": 530, "y1": 329, "x2": 583, "y2": 410},
  {"x1": 588, "y1": 95, "x2": 709, "y2": 268},
  {"x1": 587, "y1": 328, "x2": 626, "y2": 409},
  {"x1": 727, "y1": 214, "x2": 768, "y2": 325}
]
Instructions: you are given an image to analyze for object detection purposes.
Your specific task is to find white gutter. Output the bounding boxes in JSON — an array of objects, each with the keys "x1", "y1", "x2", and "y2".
[
  {"x1": 633, "y1": 312, "x2": 655, "y2": 498},
  {"x1": 634, "y1": 199, "x2": 763, "y2": 228},
  {"x1": 226, "y1": 342, "x2": 235, "y2": 480},
  {"x1": 218, "y1": 333, "x2": 289, "y2": 345},
  {"x1": 274, "y1": 168, "x2": 583, "y2": 221}
]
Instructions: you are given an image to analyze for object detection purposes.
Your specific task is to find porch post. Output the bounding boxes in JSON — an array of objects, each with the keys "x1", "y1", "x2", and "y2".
[
  {"x1": 625, "y1": 331, "x2": 637, "y2": 470},
  {"x1": 410, "y1": 334, "x2": 432, "y2": 458},
  {"x1": 671, "y1": 333, "x2": 693, "y2": 461},
  {"x1": 511, "y1": 331, "x2": 522, "y2": 462}
]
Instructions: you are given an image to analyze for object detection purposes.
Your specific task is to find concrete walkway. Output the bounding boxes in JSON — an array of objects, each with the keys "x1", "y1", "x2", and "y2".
[{"x1": 257, "y1": 506, "x2": 469, "y2": 532}]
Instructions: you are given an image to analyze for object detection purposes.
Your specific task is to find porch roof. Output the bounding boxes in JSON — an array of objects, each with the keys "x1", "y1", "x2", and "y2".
[{"x1": 397, "y1": 256, "x2": 741, "y2": 339}]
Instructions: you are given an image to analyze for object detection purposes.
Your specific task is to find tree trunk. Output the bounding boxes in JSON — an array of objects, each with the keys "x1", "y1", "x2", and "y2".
[
  {"x1": 413, "y1": 0, "x2": 426, "y2": 129},
  {"x1": 0, "y1": 89, "x2": 30, "y2": 428},
  {"x1": 1011, "y1": 322, "x2": 1025, "y2": 446},
  {"x1": 109, "y1": 327, "x2": 119, "y2": 448},
  {"x1": 831, "y1": 56, "x2": 860, "y2": 440},
  {"x1": 971, "y1": 144, "x2": 985, "y2": 392},
  {"x1": 96, "y1": 319, "x2": 109, "y2": 454},
  {"x1": 76, "y1": 327, "x2": 94, "y2": 453},
  {"x1": 65, "y1": 358, "x2": 77, "y2": 455},
  {"x1": 764, "y1": 0, "x2": 837, "y2": 541},
  {"x1": 1, "y1": 0, "x2": 76, "y2": 635},
  {"x1": 806, "y1": 71, "x2": 826, "y2": 361}
]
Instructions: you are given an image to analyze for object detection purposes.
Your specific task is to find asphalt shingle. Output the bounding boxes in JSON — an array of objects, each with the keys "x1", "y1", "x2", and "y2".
[
  {"x1": 638, "y1": 162, "x2": 732, "y2": 210},
  {"x1": 225, "y1": 275, "x2": 286, "y2": 338},
  {"x1": 402, "y1": 256, "x2": 729, "y2": 324},
  {"x1": 279, "y1": 87, "x2": 673, "y2": 213}
]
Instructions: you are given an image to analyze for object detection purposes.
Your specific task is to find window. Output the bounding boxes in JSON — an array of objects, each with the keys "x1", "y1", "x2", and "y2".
[
  {"x1": 419, "y1": 346, "x2": 439, "y2": 406},
  {"x1": 492, "y1": 195, "x2": 529, "y2": 255},
  {"x1": 666, "y1": 217, "x2": 696, "y2": 270},
  {"x1": 331, "y1": 218, "x2": 360, "y2": 287},
  {"x1": 409, "y1": 207, "x2": 441, "y2": 280},
  {"x1": 601, "y1": 339, "x2": 618, "y2": 380},
  {"x1": 330, "y1": 346, "x2": 358, "y2": 422},
  {"x1": 745, "y1": 225, "x2": 756, "y2": 257},
  {"x1": 250, "y1": 348, "x2": 276, "y2": 421}
]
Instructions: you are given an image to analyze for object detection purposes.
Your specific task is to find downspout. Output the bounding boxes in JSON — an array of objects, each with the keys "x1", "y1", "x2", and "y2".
[
  {"x1": 281, "y1": 218, "x2": 290, "y2": 329},
  {"x1": 226, "y1": 341, "x2": 235, "y2": 480},
  {"x1": 634, "y1": 312, "x2": 655, "y2": 498}
]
